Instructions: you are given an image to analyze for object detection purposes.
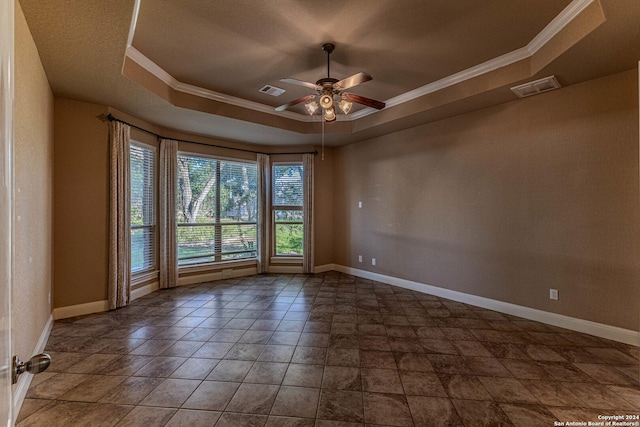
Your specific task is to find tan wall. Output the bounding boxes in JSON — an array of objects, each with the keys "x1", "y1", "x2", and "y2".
[
  {"x1": 334, "y1": 69, "x2": 639, "y2": 330},
  {"x1": 53, "y1": 98, "x2": 109, "y2": 307},
  {"x1": 13, "y1": 1, "x2": 54, "y2": 366},
  {"x1": 313, "y1": 147, "x2": 334, "y2": 267}
]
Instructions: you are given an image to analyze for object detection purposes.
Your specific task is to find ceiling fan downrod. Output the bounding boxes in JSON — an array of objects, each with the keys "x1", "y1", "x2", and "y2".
[{"x1": 322, "y1": 43, "x2": 335, "y2": 79}]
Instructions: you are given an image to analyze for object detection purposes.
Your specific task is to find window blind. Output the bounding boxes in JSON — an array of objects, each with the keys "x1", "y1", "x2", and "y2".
[
  {"x1": 273, "y1": 164, "x2": 304, "y2": 207},
  {"x1": 130, "y1": 143, "x2": 156, "y2": 273}
]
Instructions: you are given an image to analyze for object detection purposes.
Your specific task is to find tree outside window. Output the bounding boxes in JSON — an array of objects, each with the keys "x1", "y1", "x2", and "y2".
[{"x1": 176, "y1": 154, "x2": 257, "y2": 265}]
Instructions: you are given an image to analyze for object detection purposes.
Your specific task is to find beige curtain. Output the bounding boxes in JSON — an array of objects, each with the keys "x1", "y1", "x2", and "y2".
[
  {"x1": 302, "y1": 153, "x2": 314, "y2": 273},
  {"x1": 256, "y1": 153, "x2": 270, "y2": 273},
  {"x1": 159, "y1": 138, "x2": 178, "y2": 288},
  {"x1": 108, "y1": 121, "x2": 131, "y2": 309}
]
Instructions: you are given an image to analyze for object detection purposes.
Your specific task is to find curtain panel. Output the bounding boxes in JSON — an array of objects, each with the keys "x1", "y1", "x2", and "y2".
[
  {"x1": 159, "y1": 138, "x2": 178, "y2": 288},
  {"x1": 108, "y1": 121, "x2": 131, "y2": 309},
  {"x1": 302, "y1": 153, "x2": 314, "y2": 273},
  {"x1": 256, "y1": 153, "x2": 270, "y2": 274}
]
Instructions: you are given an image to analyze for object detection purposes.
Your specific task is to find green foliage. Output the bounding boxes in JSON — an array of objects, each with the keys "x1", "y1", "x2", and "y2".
[
  {"x1": 275, "y1": 223, "x2": 303, "y2": 256},
  {"x1": 177, "y1": 155, "x2": 257, "y2": 223}
]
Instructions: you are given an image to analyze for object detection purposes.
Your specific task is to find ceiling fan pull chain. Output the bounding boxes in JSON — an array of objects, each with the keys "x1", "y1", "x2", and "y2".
[{"x1": 321, "y1": 119, "x2": 325, "y2": 161}]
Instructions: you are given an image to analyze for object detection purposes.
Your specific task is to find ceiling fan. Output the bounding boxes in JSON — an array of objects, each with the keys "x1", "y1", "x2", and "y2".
[{"x1": 275, "y1": 43, "x2": 385, "y2": 122}]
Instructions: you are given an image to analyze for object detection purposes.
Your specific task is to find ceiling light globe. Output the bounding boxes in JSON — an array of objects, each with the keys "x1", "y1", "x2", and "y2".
[
  {"x1": 305, "y1": 101, "x2": 319, "y2": 115},
  {"x1": 324, "y1": 107, "x2": 336, "y2": 122},
  {"x1": 320, "y1": 94, "x2": 334, "y2": 109},
  {"x1": 339, "y1": 100, "x2": 353, "y2": 114}
]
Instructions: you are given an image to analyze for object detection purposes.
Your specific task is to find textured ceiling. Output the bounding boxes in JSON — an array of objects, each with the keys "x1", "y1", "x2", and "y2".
[
  {"x1": 132, "y1": 0, "x2": 567, "y2": 108},
  {"x1": 18, "y1": 0, "x2": 640, "y2": 147}
]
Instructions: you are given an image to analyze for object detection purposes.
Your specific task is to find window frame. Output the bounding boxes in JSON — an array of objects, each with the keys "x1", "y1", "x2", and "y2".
[
  {"x1": 176, "y1": 151, "x2": 258, "y2": 267},
  {"x1": 271, "y1": 162, "x2": 304, "y2": 259},
  {"x1": 130, "y1": 140, "x2": 157, "y2": 276}
]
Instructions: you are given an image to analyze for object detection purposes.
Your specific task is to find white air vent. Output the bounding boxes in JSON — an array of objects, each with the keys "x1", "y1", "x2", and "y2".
[
  {"x1": 511, "y1": 76, "x2": 561, "y2": 98},
  {"x1": 259, "y1": 85, "x2": 286, "y2": 97}
]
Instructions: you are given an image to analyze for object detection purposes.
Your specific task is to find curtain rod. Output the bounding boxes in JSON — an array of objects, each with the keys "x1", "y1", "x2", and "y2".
[{"x1": 98, "y1": 113, "x2": 318, "y2": 156}]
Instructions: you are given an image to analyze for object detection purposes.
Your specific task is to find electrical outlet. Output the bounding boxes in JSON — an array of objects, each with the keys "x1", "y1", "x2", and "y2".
[
  {"x1": 358, "y1": 201, "x2": 362, "y2": 208},
  {"x1": 549, "y1": 289, "x2": 558, "y2": 300},
  {"x1": 358, "y1": 255, "x2": 362, "y2": 263},
  {"x1": 372, "y1": 258, "x2": 376, "y2": 266}
]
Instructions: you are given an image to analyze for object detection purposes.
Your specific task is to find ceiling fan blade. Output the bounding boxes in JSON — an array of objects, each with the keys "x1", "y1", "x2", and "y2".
[
  {"x1": 343, "y1": 92, "x2": 385, "y2": 110},
  {"x1": 280, "y1": 78, "x2": 320, "y2": 90},
  {"x1": 334, "y1": 72, "x2": 372, "y2": 91},
  {"x1": 275, "y1": 94, "x2": 316, "y2": 112}
]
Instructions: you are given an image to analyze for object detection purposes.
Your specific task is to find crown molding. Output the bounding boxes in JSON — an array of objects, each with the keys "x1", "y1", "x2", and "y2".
[
  {"x1": 351, "y1": 46, "x2": 531, "y2": 120},
  {"x1": 352, "y1": 0, "x2": 595, "y2": 120},
  {"x1": 125, "y1": 0, "x2": 595, "y2": 124},
  {"x1": 126, "y1": 0, "x2": 141, "y2": 50},
  {"x1": 126, "y1": 46, "x2": 310, "y2": 122},
  {"x1": 528, "y1": 0, "x2": 595, "y2": 54}
]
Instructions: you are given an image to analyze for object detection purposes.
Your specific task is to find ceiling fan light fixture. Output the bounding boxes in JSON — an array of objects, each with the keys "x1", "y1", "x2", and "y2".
[
  {"x1": 338, "y1": 99, "x2": 353, "y2": 114},
  {"x1": 305, "y1": 101, "x2": 319, "y2": 115},
  {"x1": 319, "y1": 94, "x2": 333, "y2": 109},
  {"x1": 323, "y1": 107, "x2": 336, "y2": 122}
]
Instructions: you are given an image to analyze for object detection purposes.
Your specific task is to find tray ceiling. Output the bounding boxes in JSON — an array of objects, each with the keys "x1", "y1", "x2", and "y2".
[{"x1": 18, "y1": 0, "x2": 640, "y2": 146}]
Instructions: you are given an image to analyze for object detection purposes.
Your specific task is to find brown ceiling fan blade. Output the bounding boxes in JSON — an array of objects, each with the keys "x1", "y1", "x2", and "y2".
[
  {"x1": 280, "y1": 78, "x2": 320, "y2": 90},
  {"x1": 334, "y1": 72, "x2": 372, "y2": 91},
  {"x1": 275, "y1": 94, "x2": 316, "y2": 112},
  {"x1": 343, "y1": 92, "x2": 385, "y2": 110}
]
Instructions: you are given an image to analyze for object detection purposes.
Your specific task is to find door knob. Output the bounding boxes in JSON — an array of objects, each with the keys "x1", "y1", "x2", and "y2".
[{"x1": 12, "y1": 353, "x2": 51, "y2": 384}]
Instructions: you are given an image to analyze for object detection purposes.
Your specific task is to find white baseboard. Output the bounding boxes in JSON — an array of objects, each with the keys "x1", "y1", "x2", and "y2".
[
  {"x1": 131, "y1": 281, "x2": 159, "y2": 301},
  {"x1": 268, "y1": 265, "x2": 303, "y2": 274},
  {"x1": 52, "y1": 300, "x2": 109, "y2": 320},
  {"x1": 53, "y1": 284, "x2": 160, "y2": 319},
  {"x1": 314, "y1": 264, "x2": 335, "y2": 274},
  {"x1": 333, "y1": 264, "x2": 640, "y2": 347},
  {"x1": 53, "y1": 268, "x2": 258, "y2": 319},
  {"x1": 13, "y1": 314, "x2": 53, "y2": 416},
  {"x1": 178, "y1": 266, "x2": 257, "y2": 287}
]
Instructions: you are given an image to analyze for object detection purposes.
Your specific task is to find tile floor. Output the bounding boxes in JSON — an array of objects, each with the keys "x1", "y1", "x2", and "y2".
[{"x1": 16, "y1": 272, "x2": 640, "y2": 426}]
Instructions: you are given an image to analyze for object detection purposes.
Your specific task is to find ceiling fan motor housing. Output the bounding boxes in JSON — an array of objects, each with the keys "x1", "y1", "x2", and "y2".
[{"x1": 316, "y1": 78, "x2": 339, "y2": 89}]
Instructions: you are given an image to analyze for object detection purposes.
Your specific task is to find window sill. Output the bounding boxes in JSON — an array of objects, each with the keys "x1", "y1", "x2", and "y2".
[
  {"x1": 270, "y1": 257, "x2": 303, "y2": 265},
  {"x1": 178, "y1": 259, "x2": 258, "y2": 286},
  {"x1": 179, "y1": 258, "x2": 257, "y2": 274},
  {"x1": 131, "y1": 270, "x2": 159, "y2": 287}
]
